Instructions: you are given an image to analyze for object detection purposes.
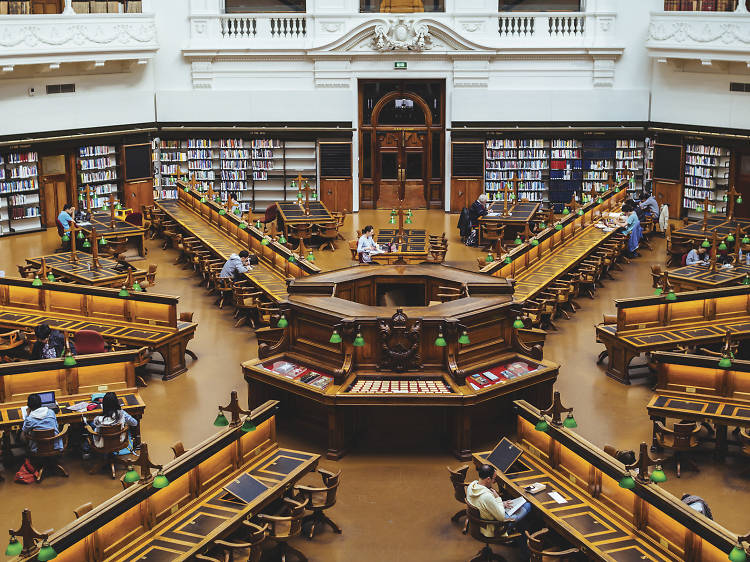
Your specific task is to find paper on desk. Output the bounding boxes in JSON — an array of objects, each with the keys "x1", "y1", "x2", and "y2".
[
  {"x1": 67, "y1": 402, "x2": 89, "y2": 412},
  {"x1": 548, "y1": 491, "x2": 567, "y2": 504}
]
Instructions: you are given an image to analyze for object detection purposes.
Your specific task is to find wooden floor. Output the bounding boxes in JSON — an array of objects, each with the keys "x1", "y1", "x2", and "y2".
[{"x1": 1, "y1": 211, "x2": 748, "y2": 561}]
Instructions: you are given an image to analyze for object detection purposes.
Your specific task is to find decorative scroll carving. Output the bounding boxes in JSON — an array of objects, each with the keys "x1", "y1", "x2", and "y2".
[
  {"x1": 372, "y1": 18, "x2": 431, "y2": 51},
  {"x1": 378, "y1": 308, "x2": 421, "y2": 372}
]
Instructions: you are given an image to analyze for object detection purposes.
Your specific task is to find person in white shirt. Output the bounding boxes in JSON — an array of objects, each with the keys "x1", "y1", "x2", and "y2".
[
  {"x1": 466, "y1": 464, "x2": 532, "y2": 537},
  {"x1": 357, "y1": 225, "x2": 380, "y2": 263}
]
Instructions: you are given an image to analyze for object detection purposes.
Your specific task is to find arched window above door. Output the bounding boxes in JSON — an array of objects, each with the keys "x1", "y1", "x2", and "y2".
[{"x1": 375, "y1": 98, "x2": 427, "y2": 126}]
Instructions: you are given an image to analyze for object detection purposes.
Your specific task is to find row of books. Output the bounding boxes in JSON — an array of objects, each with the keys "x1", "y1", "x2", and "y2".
[
  {"x1": 664, "y1": 0, "x2": 735, "y2": 12},
  {"x1": 79, "y1": 157, "x2": 116, "y2": 171},
  {"x1": 1, "y1": 179, "x2": 38, "y2": 193},
  {"x1": 6, "y1": 151, "x2": 37, "y2": 164},
  {"x1": 7, "y1": 165, "x2": 37, "y2": 179},
  {"x1": 684, "y1": 164, "x2": 716, "y2": 178},
  {"x1": 485, "y1": 170, "x2": 544, "y2": 180},
  {"x1": 486, "y1": 160, "x2": 548, "y2": 170},
  {"x1": 683, "y1": 187, "x2": 719, "y2": 200},
  {"x1": 486, "y1": 139, "x2": 545, "y2": 149},
  {"x1": 79, "y1": 145, "x2": 114, "y2": 158}
]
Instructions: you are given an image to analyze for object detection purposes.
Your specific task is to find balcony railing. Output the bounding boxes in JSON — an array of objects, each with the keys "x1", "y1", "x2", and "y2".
[
  {"x1": 0, "y1": 12, "x2": 158, "y2": 71},
  {"x1": 646, "y1": 6, "x2": 750, "y2": 63}
]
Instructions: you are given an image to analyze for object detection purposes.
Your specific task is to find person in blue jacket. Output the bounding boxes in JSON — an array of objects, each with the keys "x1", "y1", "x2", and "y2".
[{"x1": 22, "y1": 393, "x2": 62, "y2": 452}]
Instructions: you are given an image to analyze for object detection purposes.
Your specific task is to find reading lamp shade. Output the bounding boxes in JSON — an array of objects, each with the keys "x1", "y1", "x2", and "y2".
[
  {"x1": 649, "y1": 466, "x2": 667, "y2": 483},
  {"x1": 5, "y1": 538, "x2": 22, "y2": 557},
  {"x1": 458, "y1": 331, "x2": 470, "y2": 345},
  {"x1": 213, "y1": 409, "x2": 229, "y2": 427},
  {"x1": 152, "y1": 473, "x2": 169, "y2": 489},
  {"x1": 618, "y1": 475, "x2": 636, "y2": 490},
  {"x1": 729, "y1": 545, "x2": 748, "y2": 562},
  {"x1": 329, "y1": 330, "x2": 342, "y2": 344},
  {"x1": 37, "y1": 542, "x2": 57, "y2": 561},
  {"x1": 32, "y1": 275, "x2": 43, "y2": 287},
  {"x1": 563, "y1": 414, "x2": 578, "y2": 429},
  {"x1": 123, "y1": 467, "x2": 141, "y2": 483}
]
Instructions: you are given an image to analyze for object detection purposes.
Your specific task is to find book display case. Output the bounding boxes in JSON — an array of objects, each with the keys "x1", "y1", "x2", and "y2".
[
  {"x1": 0, "y1": 150, "x2": 42, "y2": 236},
  {"x1": 151, "y1": 138, "x2": 317, "y2": 213},
  {"x1": 77, "y1": 144, "x2": 120, "y2": 211},
  {"x1": 484, "y1": 139, "x2": 548, "y2": 202},
  {"x1": 683, "y1": 142, "x2": 731, "y2": 218}
]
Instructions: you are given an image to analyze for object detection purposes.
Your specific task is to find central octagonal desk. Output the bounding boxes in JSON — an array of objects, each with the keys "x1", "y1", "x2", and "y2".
[{"x1": 243, "y1": 265, "x2": 559, "y2": 460}]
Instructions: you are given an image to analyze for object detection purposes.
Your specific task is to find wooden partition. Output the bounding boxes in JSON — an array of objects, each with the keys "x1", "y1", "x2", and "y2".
[
  {"x1": 474, "y1": 399, "x2": 742, "y2": 562},
  {"x1": 597, "y1": 285, "x2": 750, "y2": 383},
  {"x1": 0, "y1": 348, "x2": 147, "y2": 403},
  {"x1": 0, "y1": 277, "x2": 196, "y2": 379},
  {"x1": 22, "y1": 400, "x2": 319, "y2": 562},
  {"x1": 482, "y1": 182, "x2": 628, "y2": 278}
]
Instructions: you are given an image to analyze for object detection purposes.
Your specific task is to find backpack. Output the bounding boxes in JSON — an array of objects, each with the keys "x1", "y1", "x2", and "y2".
[
  {"x1": 14, "y1": 459, "x2": 39, "y2": 484},
  {"x1": 246, "y1": 254, "x2": 259, "y2": 265}
]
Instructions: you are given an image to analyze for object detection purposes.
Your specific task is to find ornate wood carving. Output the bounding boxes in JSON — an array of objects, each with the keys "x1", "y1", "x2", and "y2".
[{"x1": 378, "y1": 308, "x2": 421, "y2": 372}]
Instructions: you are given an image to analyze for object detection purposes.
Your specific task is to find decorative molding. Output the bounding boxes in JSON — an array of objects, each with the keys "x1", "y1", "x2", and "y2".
[
  {"x1": 191, "y1": 60, "x2": 213, "y2": 89},
  {"x1": 0, "y1": 13, "x2": 158, "y2": 70},
  {"x1": 372, "y1": 18, "x2": 431, "y2": 51}
]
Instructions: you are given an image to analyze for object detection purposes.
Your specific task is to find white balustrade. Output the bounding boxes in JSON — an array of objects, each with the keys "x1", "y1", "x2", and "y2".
[{"x1": 219, "y1": 14, "x2": 307, "y2": 40}]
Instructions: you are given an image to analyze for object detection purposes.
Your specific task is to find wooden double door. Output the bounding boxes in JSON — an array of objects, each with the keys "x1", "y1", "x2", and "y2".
[{"x1": 376, "y1": 129, "x2": 428, "y2": 209}]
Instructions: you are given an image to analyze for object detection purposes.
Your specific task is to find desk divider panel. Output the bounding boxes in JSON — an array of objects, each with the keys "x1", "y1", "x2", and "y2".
[
  {"x1": 716, "y1": 294, "x2": 749, "y2": 318},
  {"x1": 47, "y1": 291, "x2": 86, "y2": 317},
  {"x1": 662, "y1": 363, "x2": 721, "y2": 396},
  {"x1": 4, "y1": 284, "x2": 41, "y2": 309},
  {"x1": 97, "y1": 504, "x2": 145, "y2": 561},
  {"x1": 669, "y1": 298, "x2": 708, "y2": 325}
]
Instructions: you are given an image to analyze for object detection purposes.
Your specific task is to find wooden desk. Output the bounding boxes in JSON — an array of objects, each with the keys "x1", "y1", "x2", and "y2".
[
  {"x1": 648, "y1": 351, "x2": 750, "y2": 459},
  {"x1": 473, "y1": 399, "x2": 742, "y2": 562},
  {"x1": 80, "y1": 212, "x2": 147, "y2": 258},
  {"x1": 374, "y1": 228, "x2": 429, "y2": 264},
  {"x1": 596, "y1": 285, "x2": 750, "y2": 384},
  {"x1": 1, "y1": 389, "x2": 144, "y2": 463},
  {"x1": 479, "y1": 201, "x2": 541, "y2": 243},
  {"x1": 276, "y1": 200, "x2": 334, "y2": 235},
  {"x1": 26, "y1": 253, "x2": 146, "y2": 288},
  {"x1": 668, "y1": 263, "x2": 750, "y2": 292},
  {"x1": 0, "y1": 347, "x2": 148, "y2": 403},
  {"x1": 673, "y1": 217, "x2": 750, "y2": 246},
  {"x1": 0, "y1": 277, "x2": 196, "y2": 380},
  {"x1": 21, "y1": 401, "x2": 319, "y2": 562}
]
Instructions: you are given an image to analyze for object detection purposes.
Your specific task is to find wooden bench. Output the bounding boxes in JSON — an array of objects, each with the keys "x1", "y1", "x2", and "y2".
[
  {"x1": 648, "y1": 350, "x2": 750, "y2": 460},
  {"x1": 0, "y1": 277, "x2": 196, "y2": 380},
  {"x1": 596, "y1": 285, "x2": 750, "y2": 384},
  {"x1": 16, "y1": 399, "x2": 319, "y2": 562},
  {"x1": 473, "y1": 398, "x2": 744, "y2": 561}
]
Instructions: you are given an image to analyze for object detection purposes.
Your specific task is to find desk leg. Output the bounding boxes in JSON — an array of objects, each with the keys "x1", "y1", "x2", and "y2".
[
  {"x1": 1, "y1": 431, "x2": 12, "y2": 468},
  {"x1": 650, "y1": 416, "x2": 664, "y2": 452},
  {"x1": 604, "y1": 344, "x2": 637, "y2": 385},
  {"x1": 157, "y1": 339, "x2": 189, "y2": 381},
  {"x1": 716, "y1": 424, "x2": 728, "y2": 461},
  {"x1": 326, "y1": 406, "x2": 350, "y2": 460},
  {"x1": 132, "y1": 415, "x2": 143, "y2": 449},
  {"x1": 449, "y1": 408, "x2": 472, "y2": 461}
]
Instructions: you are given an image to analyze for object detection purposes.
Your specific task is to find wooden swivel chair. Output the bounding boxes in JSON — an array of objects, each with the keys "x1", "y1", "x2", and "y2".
[
  {"x1": 213, "y1": 277, "x2": 235, "y2": 310},
  {"x1": 178, "y1": 312, "x2": 198, "y2": 361},
  {"x1": 332, "y1": 210, "x2": 347, "y2": 240},
  {"x1": 525, "y1": 528, "x2": 580, "y2": 561},
  {"x1": 233, "y1": 286, "x2": 263, "y2": 329},
  {"x1": 294, "y1": 468, "x2": 342, "y2": 539},
  {"x1": 0, "y1": 329, "x2": 26, "y2": 359},
  {"x1": 74, "y1": 503, "x2": 93, "y2": 518},
  {"x1": 318, "y1": 222, "x2": 339, "y2": 251},
  {"x1": 447, "y1": 464, "x2": 469, "y2": 533},
  {"x1": 289, "y1": 223, "x2": 313, "y2": 252},
  {"x1": 348, "y1": 240, "x2": 359, "y2": 263},
  {"x1": 139, "y1": 264, "x2": 158, "y2": 290},
  {"x1": 17, "y1": 264, "x2": 38, "y2": 278},
  {"x1": 466, "y1": 502, "x2": 521, "y2": 562},
  {"x1": 85, "y1": 423, "x2": 133, "y2": 479},
  {"x1": 26, "y1": 425, "x2": 70, "y2": 481},
  {"x1": 75, "y1": 329, "x2": 107, "y2": 355},
  {"x1": 257, "y1": 497, "x2": 309, "y2": 561},
  {"x1": 650, "y1": 264, "x2": 663, "y2": 288},
  {"x1": 195, "y1": 522, "x2": 268, "y2": 562},
  {"x1": 653, "y1": 420, "x2": 702, "y2": 477},
  {"x1": 171, "y1": 441, "x2": 186, "y2": 458}
]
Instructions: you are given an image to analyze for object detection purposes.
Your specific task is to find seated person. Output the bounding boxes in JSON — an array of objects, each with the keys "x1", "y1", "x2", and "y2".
[
  {"x1": 618, "y1": 203, "x2": 640, "y2": 236},
  {"x1": 357, "y1": 225, "x2": 381, "y2": 264},
  {"x1": 681, "y1": 494, "x2": 713, "y2": 520},
  {"x1": 89, "y1": 392, "x2": 138, "y2": 452},
  {"x1": 466, "y1": 464, "x2": 532, "y2": 537},
  {"x1": 22, "y1": 393, "x2": 62, "y2": 452},
  {"x1": 30, "y1": 323, "x2": 70, "y2": 360},
  {"x1": 638, "y1": 192, "x2": 659, "y2": 217},
  {"x1": 57, "y1": 202, "x2": 76, "y2": 234},
  {"x1": 685, "y1": 245, "x2": 709, "y2": 266},
  {"x1": 220, "y1": 249, "x2": 253, "y2": 281},
  {"x1": 469, "y1": 193, "x2": 489, "y2": 228}
]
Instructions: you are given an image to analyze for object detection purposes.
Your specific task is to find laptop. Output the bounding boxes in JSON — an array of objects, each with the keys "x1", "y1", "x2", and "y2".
[{"x1": 38, "y1": 391, "x2": 60, "y2": 413}]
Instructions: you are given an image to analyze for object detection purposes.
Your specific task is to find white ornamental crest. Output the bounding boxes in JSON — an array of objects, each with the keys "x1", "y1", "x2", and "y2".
[{"x1": 372, "y1": 18, "x2": 431, "y2": 51}]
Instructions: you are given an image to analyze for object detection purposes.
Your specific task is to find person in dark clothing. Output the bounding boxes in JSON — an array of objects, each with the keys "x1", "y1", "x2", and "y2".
[
  {"x1": 31, "y1": 323, "x2": 73, "y2": 360},
  {"x1": 468, "y1": 193, "x2": 489, "y2": 228},
  {"x1": 681, "y1": 494, "x2": 713, "y2": 519}
]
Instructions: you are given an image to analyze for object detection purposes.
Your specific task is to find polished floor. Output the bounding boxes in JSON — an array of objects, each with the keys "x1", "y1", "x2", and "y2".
[{"x1": 0, "y1": 210, "x2": 748, "y2": 561}]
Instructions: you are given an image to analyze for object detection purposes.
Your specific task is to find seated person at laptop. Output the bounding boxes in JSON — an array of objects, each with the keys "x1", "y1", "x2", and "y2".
[
  {"x1": 220, "y1": 249, "x2": 253, "y2": 282},
  {"x1": 685, "y1": 244, "x2": 709, "y2": 266},
  {"x1": 22, "y1": 393, "x2": 63, "y2": 452},
  {"x1": 89, "y1": 392, "x2": 138, "y2": 452},
  {"x1": 466, "y1": 464, "x2": 532, "y2": 536}
]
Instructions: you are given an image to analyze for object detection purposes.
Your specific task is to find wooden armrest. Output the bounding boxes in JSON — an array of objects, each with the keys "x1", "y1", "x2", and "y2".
[
  {"x1": 295, "y1": 484, "x2": 325, "y2": 494},
  {"x1": 194, "y1": 555, "x2": 220, "y2": 562},
  {"x1": 214, "y1": 539, "x2": 253, "y2": 549}
]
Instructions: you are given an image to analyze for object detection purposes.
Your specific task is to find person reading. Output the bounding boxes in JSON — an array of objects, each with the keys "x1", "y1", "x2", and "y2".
[
  {"x1": 357, "y1": 225, "x2": 383, "y2": 264},
  {"x1": 22, "y1": 393, "x2": 63, "y2": 453},
  {"x1": 638, "y1": 192, "x2": 659, "y2": 217},
  {"x1": 685, "y1": 244, "x2": 709, "y2": 266},
  {"x1": 466, "y1": 464, "x2": 532, "y2": 537},
  {"x1": 469, "y1": 193, "x2": 489, "y2": 228},
  {"x1": 220, "y1": 249, "x2": 253, "y2": 281},
  {"x1": 89, "y1": 392, "x2": 138, "y2": 452},
  {"x1": 57, "y1": 202, "x2": 76, "y2": 234}
]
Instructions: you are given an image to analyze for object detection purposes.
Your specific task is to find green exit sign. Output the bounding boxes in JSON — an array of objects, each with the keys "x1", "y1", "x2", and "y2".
[{"x1": 394, "y1": 61, "x2": 407, "y2": 70}]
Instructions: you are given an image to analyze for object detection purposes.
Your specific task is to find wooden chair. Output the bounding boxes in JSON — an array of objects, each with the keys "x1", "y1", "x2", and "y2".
[
  {"x1": 653, "y1": 421, "x2": 702, "y2": 477},
  {"x1": 428, "y1": 247, "x2": 448, "y2": 264},
  {"x1": 525, "y1": 528, "x2": 580, "y2": 561},
  {"x1": 650, "y1": 264, "x2": 663, "y2": 288},
  {"x1": 0, "y1": 329, "x2": 26, "y2": 356},
  {"x1": 213, "y1": 277, "x2": 235, "y2": 310},
  {"x1": 349, "y1": 240, "x2": 360, "y2": 263},
  {"x1": 233, "y1": 285, "x2": 263, "y2": 329},
  {"x1": 74, "y1": 503, "x2": 93, "y2": 519},
  {"x1": 195, "y1": 522, "x2": 268, "y2": 562},
  {"x1": 101, "y1": 237, "x2": 129, "y2": 260},
  {"x1": 289, "y1": 223, "x2": 313, "y2": 252},
  {"x1": 178, "y1": 312, "x2": 198, "y2": 361},
  {"x1": 318, "y1": 222, "x2": 339, "y2": 251},
  {"x1": 447, "y1": 464, "x2": 469, "y2": 533},
  {"x1": 17, "y1": 264, "x2": 38, "y2": 279},
  {"x1": 139, "y1": 264, "x2": 158, "y2": 290},
  {"x1": 465, "y1": 502, "x2": 521, "y2": 562},
  {"x1": 332, "y1": 210, "x2": 347, "y2": 240},
  {"x1": 480, "y1": 223, "x2": 505, "y2": 256},
  {"x1": 256, "y1": 497, "x2": 309, "y2": 561},
  {"x1": 26, "y1": 425, "x2": 70, "y2": 481},
  {"x1": 171, "y1": 441, "x2": 186, "y2": 459},
  {"x1": 294, "y1": 467, "x2": 342, "y2": 539},
  {"x1": 85, "y1": 423, "x2": 134, "y2": 479}
]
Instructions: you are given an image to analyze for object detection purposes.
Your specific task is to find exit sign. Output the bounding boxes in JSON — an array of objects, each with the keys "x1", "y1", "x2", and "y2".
[{"x1": 394, "y1": 61, "x2": 407, "y2": 70}]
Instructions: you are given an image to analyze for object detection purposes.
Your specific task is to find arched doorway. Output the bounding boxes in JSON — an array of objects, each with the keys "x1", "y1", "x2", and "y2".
[{"x1": 359, "y1": 80, "x2": 445, "y2": 209}]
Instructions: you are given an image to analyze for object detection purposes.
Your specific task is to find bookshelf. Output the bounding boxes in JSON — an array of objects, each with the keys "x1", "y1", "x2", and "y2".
[
  {"x1": 187, "y1": 138, "x2": 214, "y2": 193},
  {"x1": 77, "y1": 144, "x2": 120, "y2": 211},
  {"x1": 154, "y1": 139, "x2": 187, "y2": 201},
  {"x1": 582, "y1": 140, "x2": 615, "y2": 196},
  {"x1": 221, "y1": 139, "x2": 252, "y2": 211},
  {"x1": 614, "y1": 139, "x2": 646, "y2": 191},
  {"x1": 643, "y1": 137, "x2": 654, "y2": 192},
  {"x1": 682, "y1": 142, "x2": 731, "y2": 218},
  {"x1": 0, "y1": 150, "x2": 41, "y2": 235},
  {"x1": 484, "y1": 139, "x2": 548, "y2": 203},
  {"x1": 549, "y1": 139, "x2": 582, "y2": 211}
]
